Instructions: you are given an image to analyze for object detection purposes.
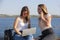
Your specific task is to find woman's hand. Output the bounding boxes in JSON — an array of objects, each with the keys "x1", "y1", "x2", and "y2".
[
  {"x1": 19, "y1": 32, "x2": 22, "y2": 35},
  {"x1": 20, "y1": 31, "x2": 23, "y2": 35}
]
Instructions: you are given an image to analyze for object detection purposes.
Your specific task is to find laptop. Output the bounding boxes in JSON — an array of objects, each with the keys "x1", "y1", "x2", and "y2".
[{"x1": 22, "y1": 27, "x2": 36, "y2": 36}]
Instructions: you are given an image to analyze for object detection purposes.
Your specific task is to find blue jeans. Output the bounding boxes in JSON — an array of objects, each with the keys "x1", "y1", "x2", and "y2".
[{"x1": 13, "y1": 34, "x2": 33, "y2": 40}]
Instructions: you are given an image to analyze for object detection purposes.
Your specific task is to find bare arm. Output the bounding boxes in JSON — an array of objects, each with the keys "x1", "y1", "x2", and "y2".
[
  {"x1": 40, "y1": 13, "x2": 51, "y2": 26},
  {"x1": 13, "y1": 17, "x2": 21, "y2": 35}
]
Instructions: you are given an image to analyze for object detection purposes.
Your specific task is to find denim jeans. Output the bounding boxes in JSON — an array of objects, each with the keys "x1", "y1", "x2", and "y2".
[{"x1": 13, "y1": 34, "x2": 33, "y2": 40}]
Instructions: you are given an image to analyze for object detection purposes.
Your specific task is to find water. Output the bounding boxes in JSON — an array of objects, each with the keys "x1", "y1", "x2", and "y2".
[{"x1": 0, "y1": 17, "x2": 60, "y2": 38}]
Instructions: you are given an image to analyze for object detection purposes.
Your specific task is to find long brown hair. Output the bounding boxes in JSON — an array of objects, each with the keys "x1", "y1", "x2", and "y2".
[
  {"x1": 20, "y1": 6, "x2": 31, "y2": 28},
  {"x1": 38, "y1": 4, "x2": 48, "y2": 15}
]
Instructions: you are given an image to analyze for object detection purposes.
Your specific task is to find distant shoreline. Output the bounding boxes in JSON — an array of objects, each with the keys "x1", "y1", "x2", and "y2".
[{"x1": 0, "y1": 14, "x2": 60, "y2": 18}]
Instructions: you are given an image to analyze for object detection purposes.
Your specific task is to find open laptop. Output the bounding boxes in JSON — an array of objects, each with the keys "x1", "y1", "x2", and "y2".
[{"x1": 22, "y1": 27, "x2": 36, "y2": 36}]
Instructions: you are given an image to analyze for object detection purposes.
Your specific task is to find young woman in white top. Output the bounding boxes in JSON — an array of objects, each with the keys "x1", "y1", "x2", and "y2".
[
  {"x1": 37, "y1": 4, "x2": 56, "y2": 40},
  {"x1": 13, "y1": 6, "x2": 33, "y2": 40}
]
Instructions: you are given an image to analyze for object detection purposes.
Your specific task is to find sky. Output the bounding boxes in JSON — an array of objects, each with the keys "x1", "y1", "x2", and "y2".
[{"x1": 0, "y1": 0, "x2": 60, "y2": 15}]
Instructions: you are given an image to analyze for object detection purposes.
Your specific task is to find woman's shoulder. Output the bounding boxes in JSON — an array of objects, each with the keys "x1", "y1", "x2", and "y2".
[
  {"x1": 47, "y1": 14, "x2": 51, "y2": 16},
  {"x1": 46, "y1": 14, "x2": 51, "y2": 18},
  {"x1": 16, "y1": 17, "x2": 21, "y2": 21}
]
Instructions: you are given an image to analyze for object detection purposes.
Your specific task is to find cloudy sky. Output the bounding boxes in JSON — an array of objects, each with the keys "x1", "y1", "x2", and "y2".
[{"x1": 0, "y1": 0, "x2": 60, "y2": 15}]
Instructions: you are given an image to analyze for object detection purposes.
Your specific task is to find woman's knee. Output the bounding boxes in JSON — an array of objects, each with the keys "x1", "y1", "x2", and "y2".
[{"x1": 26, "y1": 35, "x2": 33, "y2": 40}]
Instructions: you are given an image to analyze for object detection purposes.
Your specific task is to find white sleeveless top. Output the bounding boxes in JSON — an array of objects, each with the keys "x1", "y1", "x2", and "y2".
[
  {"x1": 39, "y1": 14, "x2": 52, "y2": 31},
  {"x1": 16, "y1": 17, "x2": 28, "y2": 31}
]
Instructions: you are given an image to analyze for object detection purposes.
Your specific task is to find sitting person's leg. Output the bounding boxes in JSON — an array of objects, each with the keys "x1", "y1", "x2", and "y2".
[
  {"x1": 24, "y1": 35, "x2": 33, "y2": 40},
  {"x1": 38, "y1": 28, "x2": 55, "y2": 40},
  {"x1": 13, "y1": 33, "x2": 24, "y2": 40},
  {"x1": 42, "y1": 34, "x2": 56, "y2": 40}
]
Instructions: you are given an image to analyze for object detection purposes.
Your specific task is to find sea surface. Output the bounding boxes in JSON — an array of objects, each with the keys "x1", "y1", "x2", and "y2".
[{"x1": 0, "y1": 17, "x2": 60, "y2": 38}]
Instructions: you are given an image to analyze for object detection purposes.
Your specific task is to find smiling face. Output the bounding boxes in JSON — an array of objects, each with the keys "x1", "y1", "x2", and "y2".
[
  {"x1": 20, "y1": 6, "x2": 29, "y2": 18},
  {"x1": 38, "y1": 6, "x2": 42, "y2": 14},
  {"x1": 38, "y1": 4, "x2": 48, "y2": 15},
  {"x1": 22, "y1": 11, "x2": 28, "y2": 18}
]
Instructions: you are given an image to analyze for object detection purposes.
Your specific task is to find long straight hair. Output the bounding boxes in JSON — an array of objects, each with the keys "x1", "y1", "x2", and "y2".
[{"x1": 20, "y1": 6, "x2": 31, "y2": 28}]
